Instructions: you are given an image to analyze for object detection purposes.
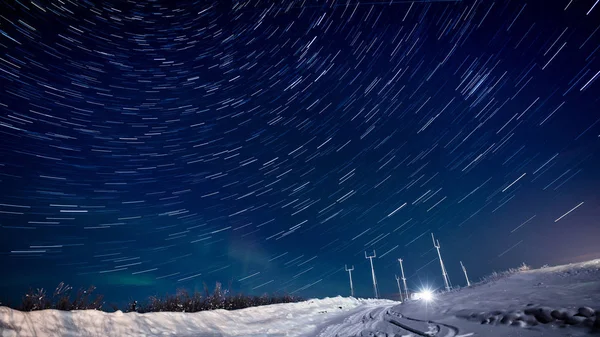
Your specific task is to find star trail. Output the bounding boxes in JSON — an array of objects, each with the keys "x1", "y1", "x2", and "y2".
[{"x1": 1, "y1": 0, "x2": 599, "y2": 303}]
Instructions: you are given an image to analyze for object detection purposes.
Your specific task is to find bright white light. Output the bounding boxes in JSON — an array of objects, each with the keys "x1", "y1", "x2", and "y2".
[
  {"x1": 420, "y1": 289, "x2": 434, "y2": 301},
  {"x1": 412, "y1": 289, "x2": 435, "y2": 301}
]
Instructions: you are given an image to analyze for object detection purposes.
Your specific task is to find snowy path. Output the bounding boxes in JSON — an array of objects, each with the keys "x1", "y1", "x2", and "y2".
[
  {"x1": 1, "y1": 259, "x2": 599, "y2": 337},
  {"x1": 316, "y1": 303, "x2": 466, "y2": 337}
]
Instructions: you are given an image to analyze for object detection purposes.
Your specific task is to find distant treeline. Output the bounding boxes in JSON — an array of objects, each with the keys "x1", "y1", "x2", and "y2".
[{"x1": 2, "y1": 281, "x2": 302, "y2": 313}]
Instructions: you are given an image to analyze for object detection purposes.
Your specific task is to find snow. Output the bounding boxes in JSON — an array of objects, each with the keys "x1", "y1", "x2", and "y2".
[
  {"x1": 2, "y1": 259, "x2": 600, "y2": 337},
  {"x1": 0, "y1": 297, "x2": 394, "y2": 337}
]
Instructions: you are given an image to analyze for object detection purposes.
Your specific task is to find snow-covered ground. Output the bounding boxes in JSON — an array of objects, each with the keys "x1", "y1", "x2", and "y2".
[{"x1": 1, "y1": 259, "x2": 599, "y2": 337}]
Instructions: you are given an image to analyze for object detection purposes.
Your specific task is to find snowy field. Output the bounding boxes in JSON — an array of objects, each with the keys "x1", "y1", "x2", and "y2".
[{"x1": 1, "y1": 259, "x2": 599, "y2": 337}]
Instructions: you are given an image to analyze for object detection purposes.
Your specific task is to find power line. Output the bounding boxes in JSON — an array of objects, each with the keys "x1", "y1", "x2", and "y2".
[
  {"x1": 432, "y1": 233, "x2": 451, "y2": 292},
  {"x1": 460, "y1": 260, "x2": 471, "y2": 287},
  {"x1": 398, "y1": 258, "x2": 409, "y2": 301},
  {"x1": 345, "y1": 264, "x2": 355, "y2": 297},
  {"x1": 365, "y1": 250, "x2": 379, "y2": 298}
]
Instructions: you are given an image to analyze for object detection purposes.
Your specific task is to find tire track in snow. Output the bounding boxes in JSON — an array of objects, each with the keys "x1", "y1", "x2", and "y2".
[
  {"x1": 387, "y1": 310, "x2": 459, "y2": 337},
  {"x1": 317, "y1": 304, "x2": 466, "y2": 337},
  {"x1": 315, "y1": 302, "x2": 396, "y2": 337}
]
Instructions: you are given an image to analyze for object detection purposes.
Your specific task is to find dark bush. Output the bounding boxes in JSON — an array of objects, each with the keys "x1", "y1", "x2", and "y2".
[
  {"x1": 16, "y1": 282, "x2": 104, "y2": 311},
  {"x1": 8, "y1": 281, "x2": 302, "y2": 313},
  {"x1": 136, "y1": 282, "x2": 302, "y2": 313}
]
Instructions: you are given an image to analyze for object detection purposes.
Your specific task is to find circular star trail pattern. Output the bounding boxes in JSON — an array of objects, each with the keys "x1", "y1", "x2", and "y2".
[{"x1": 0, "y1": 0, "x2": 599, "y2": 302}]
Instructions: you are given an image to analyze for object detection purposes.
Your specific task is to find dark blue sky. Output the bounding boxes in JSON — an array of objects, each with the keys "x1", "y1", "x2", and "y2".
[{"x1": 1, "y1": 0, "x2": 599, "y2": 306}]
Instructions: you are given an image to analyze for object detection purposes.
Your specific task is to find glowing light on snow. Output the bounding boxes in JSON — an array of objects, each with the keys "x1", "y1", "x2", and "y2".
[{"x1": 413, "y1": 288, "x2": 435, "y2": 302}]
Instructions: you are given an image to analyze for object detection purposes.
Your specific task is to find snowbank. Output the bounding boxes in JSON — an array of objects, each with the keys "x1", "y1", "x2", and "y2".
[{"x1": 0, "y1": 296, "x2": 394, "y2": 337}]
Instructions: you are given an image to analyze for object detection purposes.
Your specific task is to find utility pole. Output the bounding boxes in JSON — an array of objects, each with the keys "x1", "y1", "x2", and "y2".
[
  {"x1": 365, "y1": 250, "x2": 378, "y2": 299},
  {"x1": 394, "y1": 275, "x2": 403, "y2": 301},
  {"x1": 398, "y1": 258, "x2": 409, "y2": 301},
  {"x1": 460, "y1": 261, "x2": 471, "y2": 287},
  {"x1": 345, "y1": 265, "x2": 355, "y2": 297},
  {"x1": 432, "y1": 233, "x2": 451, "y2": 292}
]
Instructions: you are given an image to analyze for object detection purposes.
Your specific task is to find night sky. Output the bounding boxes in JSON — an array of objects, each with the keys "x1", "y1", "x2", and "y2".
[{"x1": 1, "y1": 0, "x2": 599, "y2": 306}]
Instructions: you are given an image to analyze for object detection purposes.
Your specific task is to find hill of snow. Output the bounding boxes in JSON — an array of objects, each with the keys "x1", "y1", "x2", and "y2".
[{"x1": 1, "y1": 259, "x2": 599, "y2": 337}]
